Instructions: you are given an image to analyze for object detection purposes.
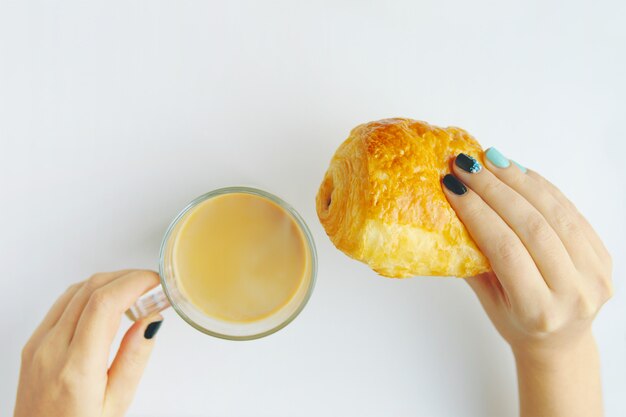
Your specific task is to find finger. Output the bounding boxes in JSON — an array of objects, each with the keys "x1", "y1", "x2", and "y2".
[
  {"x1": 70, "y1": 270, "x2": 160, "y2": 367},
  {"x1": 453, "y1": 153, "x2": 576, "y2": 291},
  {"x1": 51, "y1": 270, "x2": 138, "y2": 345},
  {"x1": 464, "y1": 272, "x2": 517, "y2": 332},
  {"x1": 527, "y1": 170, "x2": 611, "y2": 264},
  {"x1": 442, "y1": 174, "x2": 548, "y2": 308},
  {"x1": 465, "y1": 271, "x2": 509, "y2": 310},
  {"x1": 23, "y1": 282, "x2": 83, "y2": 356},
  {"x1": 479, "y1": 154, "x2": 594, "y2": 271},
  {"x1": 105, "y1": 314, "x2": 163, "y2": 417}
]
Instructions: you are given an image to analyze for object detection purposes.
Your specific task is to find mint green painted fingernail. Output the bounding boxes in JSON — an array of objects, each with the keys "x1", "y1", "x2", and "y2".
[
  {"x1": 512, "y1": 160, "x2": 527, "y2": 173},
  {"x1": 485, "y1": 147, "x2": 510, "y2": 168}
]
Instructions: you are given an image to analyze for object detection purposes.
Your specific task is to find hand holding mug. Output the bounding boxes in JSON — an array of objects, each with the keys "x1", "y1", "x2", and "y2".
[{"x1": 14, "y1": 270, "x2": 163, "y2": 417}]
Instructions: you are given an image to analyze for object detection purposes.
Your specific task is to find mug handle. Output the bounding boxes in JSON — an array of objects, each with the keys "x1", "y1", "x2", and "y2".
[{"x1": 126, "y1": 286, "x2": 171, "y2": 321}]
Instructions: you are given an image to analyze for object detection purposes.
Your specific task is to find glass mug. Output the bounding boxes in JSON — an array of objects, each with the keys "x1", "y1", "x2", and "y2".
[{"x1": 126, "y1": 187, "x2": 317, "y2": 341}]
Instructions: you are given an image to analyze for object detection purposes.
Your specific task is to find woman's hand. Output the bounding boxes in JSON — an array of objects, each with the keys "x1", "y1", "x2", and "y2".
[
  {"x1": 443, "y1": 148, "x2": 612, "y2": 417},
  {"x1": 14, "y1": 270, "x2": 163, "y2": 417}
]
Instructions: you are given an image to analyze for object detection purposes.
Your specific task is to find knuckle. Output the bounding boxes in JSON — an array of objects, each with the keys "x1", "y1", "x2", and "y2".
[
  {"x1": 495, "y1": 236, "x2": 522, "y2": 264},
  {"x1": 552, "y1": 206, "x2": 579, "y2": 234},
  {"x1": 525, "y1": 213, "x2": 552, "y2": 242},
  {"x1": 30, "y1": 343, "x2": 51, "y2": 368},
  {"x1": 564, "y1": 198, "x2": 579, "y2": 214},
  {"x1": 519, "y1": 313, "x2": 540, "y2": 332},
  {"x1": 596, "y1": 276, "x2": 614, "y2": 302},
  {"x1": 515, "y1": 294, "x2": 558, "y2": 334},
  {"x1": 139, "y1": 270, "x2": 160, "y2": 282},
  {"x1": 21, "y1": 340, "x2": 36, "y2": 362},
  {"x1": 464, "y1": 202, "x2": 486, "y2": 221},
  {"x1": 505, "y1": 171, "x2": 527, "y2": 189},
  {"x1": 88, "y1": 288, "x2": 112, "y2": 311},
  {"x1": 86, "y1": 272, "x2": 109, "y2": 291},
  {"x1": 481, "y1": 179, "x2": 505, "y2": 198},
  {"x1": 57, "y1": 364, "x2": 82, "y2": 394},
  {"x1": 573, "y1": 293, "x2": 597, "y2": 319},
  {"x1": 525, "y1": 310, "x2": 560, "y2": 334}
]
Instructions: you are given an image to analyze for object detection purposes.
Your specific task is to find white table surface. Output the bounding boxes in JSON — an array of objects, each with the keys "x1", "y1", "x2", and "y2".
[{"x1": 1, "y1": 1, "x2": 625, "y2": 416}]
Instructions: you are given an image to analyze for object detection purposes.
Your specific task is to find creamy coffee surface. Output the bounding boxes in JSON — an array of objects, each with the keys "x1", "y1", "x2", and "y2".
[{"x1": 173, "y1": 193, "x2": 309, "y2": 322}]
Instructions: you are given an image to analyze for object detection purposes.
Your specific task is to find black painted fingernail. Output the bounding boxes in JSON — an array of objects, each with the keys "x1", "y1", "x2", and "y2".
[
  {"x1": 443, "y1": 174, "x2": 468, "y2": 195},
  {"x1": 144, "y1": 320, "x2": 163, "y2": 339},
  {"x1": 455, "y1": 153, "x2": 482, "y2": 173}
]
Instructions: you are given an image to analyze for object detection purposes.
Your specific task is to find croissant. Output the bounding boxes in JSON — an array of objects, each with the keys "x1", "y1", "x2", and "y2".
[{"x1": 316, "y1": 118, "x2": 490, "y2": 278}]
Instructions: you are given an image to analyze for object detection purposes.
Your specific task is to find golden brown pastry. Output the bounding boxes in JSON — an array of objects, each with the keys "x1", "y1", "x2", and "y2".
[{"x1": 316, "y1": 118, "x2": 490, "y2": 278}]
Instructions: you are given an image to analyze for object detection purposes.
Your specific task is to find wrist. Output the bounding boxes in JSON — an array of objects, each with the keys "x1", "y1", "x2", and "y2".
[
  {"x1": 512, "y1": 330, "x2": 604, "y2": 417},
  {"x1": 511, "y1": 329, "x2": 598, "y2": 371}
]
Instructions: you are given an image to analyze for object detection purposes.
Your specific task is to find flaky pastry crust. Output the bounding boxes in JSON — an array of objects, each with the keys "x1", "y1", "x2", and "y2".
[{"x1": 316, "y1": 118, "x2": 490, "y2": 278}]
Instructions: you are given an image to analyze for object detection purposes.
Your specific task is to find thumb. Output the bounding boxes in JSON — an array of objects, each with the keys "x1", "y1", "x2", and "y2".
[
  {"x1": 465, "y1": 273, "x2": 488, "y2": 297},
  {"x1": 104, "y1": 314, "x2": 163, "y2": 416},
  {"x1": 465, "y1": 271, "x2": 502, "y2": 309}
]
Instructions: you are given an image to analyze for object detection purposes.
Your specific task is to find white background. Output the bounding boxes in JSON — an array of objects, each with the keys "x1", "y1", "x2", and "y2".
[{"x1": 1, "y1": 1, "x2": 625, "y2": 416}]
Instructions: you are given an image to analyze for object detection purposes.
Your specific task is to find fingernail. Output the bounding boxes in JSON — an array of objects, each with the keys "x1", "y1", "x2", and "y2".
[
  {"x1": 443, "y1": 174, "x2": 467, "y2": 195},
  {"x1": 144, "y1": 320, "x2": 163, "y2": 339},
  {"x1": 485, "y1": 147, "x2": 510, "y2": 168},
  {"x1": 455, "y1": 153, "x2": 482, "y2": 173},
  {"x1": 512, "y1": 160, "x2": 527, "y2": 173}
]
